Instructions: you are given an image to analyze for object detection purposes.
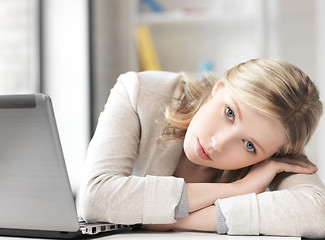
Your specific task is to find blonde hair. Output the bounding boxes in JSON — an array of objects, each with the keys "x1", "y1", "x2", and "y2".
[
  {"x1": 222, "y1": 58, "x2": 323, "y2": 157},
  {"x1": 162, "y1": 72, "x2": 215, "y2": 140},
  {"x1": 162, "y1": 58, "x2": 323, "y2": 182}
]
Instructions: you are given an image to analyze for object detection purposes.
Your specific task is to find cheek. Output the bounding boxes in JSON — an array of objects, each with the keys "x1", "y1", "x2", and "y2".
[
  {"x1": 183, "y1": 128, "x2": 196, "y2": 159},
  {"x1": 191, "y1": 102, "x2": 222, "y2": 131},
  {"x1": 187, "y1": 109, "x2": 209, "y2": 136},
  {"x1": 222, "y1": 151, "x2": 249, "y2": 170},
  {"x1": 219, "y1": 148, "x2": 266, "y2": 170}
]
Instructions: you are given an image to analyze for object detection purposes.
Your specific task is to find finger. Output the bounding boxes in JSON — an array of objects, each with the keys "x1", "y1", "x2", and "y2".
[
  {"x1": 273, "y1": 157, "x2": 318, "y2": 171},
  {"x1": 292, "y1": 155, "x2": 317, "y2": 167},
  {"x1": 277, "y1": 161, "x2": 317, "y2": 174},
  {"x1": 285, "y1": 160, "x2": 318, "y2": 173}
]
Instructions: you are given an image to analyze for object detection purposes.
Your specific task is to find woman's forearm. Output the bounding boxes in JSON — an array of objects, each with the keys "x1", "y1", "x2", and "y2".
[
  {"x1": 175, "y1": 205, "x2": 217, "y2": 232},
  {"x1": 187, "y1": 156, "x2": 320, "y2": 213},
  {"x1": 143, "y1": 205, "x2": 217, "y2": 232},
  {"x1": 186, "y1": 182, "x2": 244, "y2": 213}
]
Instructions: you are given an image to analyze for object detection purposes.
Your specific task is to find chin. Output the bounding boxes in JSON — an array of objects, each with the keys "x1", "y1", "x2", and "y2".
[{"x1": 183, "y1": 146, "x2": 195, "y2": 162}]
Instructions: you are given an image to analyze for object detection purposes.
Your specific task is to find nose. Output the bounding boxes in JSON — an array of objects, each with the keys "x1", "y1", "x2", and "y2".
[{"x1": 210, "y1": 132, "x2": 233, "y2": 152}]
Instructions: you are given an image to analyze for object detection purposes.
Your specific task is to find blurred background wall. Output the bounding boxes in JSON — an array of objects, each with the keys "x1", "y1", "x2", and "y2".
[{"x1": 0, "y1": 0, "x2": 324, "y2": 193}]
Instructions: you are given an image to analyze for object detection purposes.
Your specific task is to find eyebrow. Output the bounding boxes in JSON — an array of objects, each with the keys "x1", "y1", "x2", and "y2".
[{"x1": 231, "y1": 97, "x2": 266, "y2": 154}]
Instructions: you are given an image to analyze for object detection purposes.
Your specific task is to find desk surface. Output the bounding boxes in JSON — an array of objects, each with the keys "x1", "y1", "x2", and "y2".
[
  {"x1": 94, "y1": 231, "x2": 301, "y2": 240},
  {"x1": 0, "y1": 230, "x2": 301, "y2": 240}
]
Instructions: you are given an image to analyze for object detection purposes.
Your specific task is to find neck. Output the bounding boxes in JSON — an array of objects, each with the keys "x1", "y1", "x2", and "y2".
[{"x1": 173, "y1": 152, "x2": 221, "y2": 183}]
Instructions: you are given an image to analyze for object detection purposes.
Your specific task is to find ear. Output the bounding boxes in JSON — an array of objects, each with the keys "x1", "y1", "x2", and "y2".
[{"x1": 211, "y1": 80, "x2": 224, "y2": 97}]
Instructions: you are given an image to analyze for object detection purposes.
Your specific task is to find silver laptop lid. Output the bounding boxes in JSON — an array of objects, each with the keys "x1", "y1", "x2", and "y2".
[{"x1": 0, "y1": 94, "x2": 79, "y2": 232}]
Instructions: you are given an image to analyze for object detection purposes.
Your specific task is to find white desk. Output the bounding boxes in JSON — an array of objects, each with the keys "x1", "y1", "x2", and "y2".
[
  {"x1": 93, "y1": 231, "x2": 301, "y2": 240},
  {"x1": 0, "y1": 230, "x2": 302, "y2": 240}
]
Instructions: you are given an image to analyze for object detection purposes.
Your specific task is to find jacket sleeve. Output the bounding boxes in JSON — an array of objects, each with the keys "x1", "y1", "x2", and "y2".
[
  {"x1": 216, "y1": 173, "x2": 325, "y2": 238},
  {"x1": 79, "y1": 72, "x2": 185, "y2": 225}
]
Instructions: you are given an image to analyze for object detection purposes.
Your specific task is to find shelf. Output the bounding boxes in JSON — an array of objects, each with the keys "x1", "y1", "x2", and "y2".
[
  {"x1": 134, "y1": 0, "x2": 264, "y2": 74},
  {"x1": 138, "y1": 9, "x2": 256, "y2": 25}
]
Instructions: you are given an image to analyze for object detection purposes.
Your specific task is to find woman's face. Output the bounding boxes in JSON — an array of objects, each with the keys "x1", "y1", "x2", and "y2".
[{"x1": 183, "y1": 81, "x2": 286, "y2": 170}]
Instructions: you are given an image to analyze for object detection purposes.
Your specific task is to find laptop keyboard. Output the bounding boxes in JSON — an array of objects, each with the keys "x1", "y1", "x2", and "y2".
[{"x1": 78, "y1": 218, "x2": 134, "y2": 235}]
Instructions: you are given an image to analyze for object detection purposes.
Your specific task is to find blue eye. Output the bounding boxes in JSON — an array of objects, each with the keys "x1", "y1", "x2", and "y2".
[
  {"x1": 244, "y1": 140, "x2": 255, "y2": 153},
  {"x1": 225, "y1": 106, "x2": 235, "y2": 121}
]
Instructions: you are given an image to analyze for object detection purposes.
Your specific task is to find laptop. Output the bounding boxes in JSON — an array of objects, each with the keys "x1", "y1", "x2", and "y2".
[{"x1": 0, "y1": 94, "x2": 134, "y2": 239}]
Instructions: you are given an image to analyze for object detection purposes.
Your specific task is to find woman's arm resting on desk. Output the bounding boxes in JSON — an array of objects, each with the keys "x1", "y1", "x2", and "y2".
[
  {"x1": 146, "y1": 174, "x2": 325, "y2": 237},
  {"x1": 145, "y1": 156, "x2": 320, "y2": 234},
  {"x1": 80, "y1": 72, "x2": 186, "y2": 225},
  {"x1": 185, "y1": 155, "x2": 317, "y2": 213}
]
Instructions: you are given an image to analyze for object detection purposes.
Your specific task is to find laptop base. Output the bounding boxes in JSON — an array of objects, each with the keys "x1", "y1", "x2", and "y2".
[{"x1": 0, "y1": 228, "x2": 83, "y2": 239}]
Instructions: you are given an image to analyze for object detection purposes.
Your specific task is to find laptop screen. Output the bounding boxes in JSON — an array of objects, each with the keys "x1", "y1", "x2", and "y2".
[{"x1": 0, "y1": 94, "x2": 79, "y2": 232}]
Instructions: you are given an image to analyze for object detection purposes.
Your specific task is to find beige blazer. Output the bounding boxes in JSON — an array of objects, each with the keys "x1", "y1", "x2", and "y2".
[{"x1": 79, "y1": 71, "x2": 325, "y2": 238}]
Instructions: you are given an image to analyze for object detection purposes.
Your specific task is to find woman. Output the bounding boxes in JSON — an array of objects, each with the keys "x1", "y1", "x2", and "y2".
[{"x1": 79, "y1": 58, "x2": 325, "y2": 238}]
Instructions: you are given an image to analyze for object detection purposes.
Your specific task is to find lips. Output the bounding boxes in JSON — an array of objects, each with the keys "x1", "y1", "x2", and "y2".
[{"x1": 196, "y1": 139, "x2": 212, "y2": 160}]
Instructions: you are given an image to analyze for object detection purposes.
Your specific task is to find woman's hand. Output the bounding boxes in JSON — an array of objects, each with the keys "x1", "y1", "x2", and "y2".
[{"x1": 234, "y1": 155, "x2": 318, "y2": 195}]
